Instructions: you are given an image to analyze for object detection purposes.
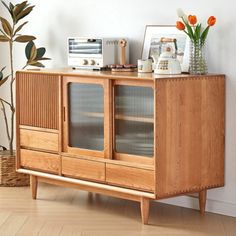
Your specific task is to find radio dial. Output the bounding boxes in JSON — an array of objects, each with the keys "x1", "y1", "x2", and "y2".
[
  {"x1": 90, "y1": 60, "x2": 96, "y2": 65},
  {"x1": 82, "y1": 59, "x2": 88, "y2": 65}
]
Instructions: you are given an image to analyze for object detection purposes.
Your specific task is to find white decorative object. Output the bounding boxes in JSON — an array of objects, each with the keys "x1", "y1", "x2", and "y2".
[
  {"x1": 154, "y1": 47, "x2": 181, "y2": 75},
  {"x1": 138, "y1": 59, "x2": 152, "y2": 73}
]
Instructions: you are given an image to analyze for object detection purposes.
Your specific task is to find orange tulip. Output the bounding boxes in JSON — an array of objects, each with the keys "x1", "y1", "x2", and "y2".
[
  {"x1": 208, "y1": 16, "x2": 216, "y2": 26},
  {"x1": 188, "y1": 15, "x2": 197, "y2": 25},
  {"x1": 176, "y1": 21, "x2": 185, "y2": 30}
]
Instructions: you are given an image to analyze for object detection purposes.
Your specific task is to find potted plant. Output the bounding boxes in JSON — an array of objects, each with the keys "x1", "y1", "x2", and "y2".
[{"x1": 0, "y1": 0, "x2": 50, "y2": 186}]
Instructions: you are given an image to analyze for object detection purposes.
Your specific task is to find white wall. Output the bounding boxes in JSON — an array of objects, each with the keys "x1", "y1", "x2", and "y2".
[{"x1": 1, "y1": 0, "x2": 236, "y2": 217}]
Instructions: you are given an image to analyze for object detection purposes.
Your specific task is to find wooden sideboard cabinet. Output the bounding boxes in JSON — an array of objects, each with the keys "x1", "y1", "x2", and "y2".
[{"x1": 15, "y1": 69, "x2": 225, "y2": 224}]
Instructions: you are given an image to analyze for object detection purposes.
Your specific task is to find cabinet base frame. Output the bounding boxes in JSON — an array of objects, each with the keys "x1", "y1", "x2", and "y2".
[
  {"x1": 17, "y1": 169, "x2": 155, "y2": 200},
  {"x1": 18, "y1": 169, "x2": 207, "y2": 224}
]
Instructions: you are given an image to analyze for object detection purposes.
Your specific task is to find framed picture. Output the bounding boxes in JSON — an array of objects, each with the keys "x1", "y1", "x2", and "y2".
[{"x1": 141, "y1": 25, "x2": 189, "y2": 72}]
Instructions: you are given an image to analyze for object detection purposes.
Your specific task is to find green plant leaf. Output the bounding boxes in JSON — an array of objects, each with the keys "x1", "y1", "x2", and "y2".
[
  {"x1": 25, "y1": 41, "x2": 34, "y2": 59},
  {"x1": 9, "y1": 2, "x2": 16, "y2": 20},
  {"x1": 29, "y1": 42, "x2": 37, "y2": 60},
  {"x1": 0, "y1": 35, "x2": 9, "y2": 42},
  {"x1": 0, "y1": 67, "x2": 8, "y2": 85},
  {"x1": 0, "y1": 17, "x2": 13, "y2": 37},
  {"x1": 28, "y1": 61, "x2": 45, "y2": 67},
  {"x1": 14, "y1": 21, "x2": 28, "y2": 35},
  {"x1": 13, "y1": 1, "x2": 28, "y2": 17},
  {"x1": 194, "y1": 24, "x2": 201, "y2": 40},
  {"x1": 201, "y1": 26, "x2": 210, "y2": 45},
  {"x1": 0, "y1": 66, "x2": 6, "y2": 73},
  {"x1": 0, "y1": 76, "x2": 9, "y2": 86},
  {"x1": 185, "y1": 21, "x2": 194, "y2": 40},
  {"x1": 183, "y1": 30, "x2": 191, "y2": 38},
  {"x1": 9, "y1": 2, "x2": 14, "y2": 11},
  {"x1": 36, "y1": 47, "x2": 46, "y2": 59},
  {"x1": 25, "y1": 43, "x2": 50, "y2": 68},
  {"x1": 15, "y1": 35, "x2": 36, "y2": 43},
  {"x1": 16, "y1": 5, "x2": 34, "y2": 22}
]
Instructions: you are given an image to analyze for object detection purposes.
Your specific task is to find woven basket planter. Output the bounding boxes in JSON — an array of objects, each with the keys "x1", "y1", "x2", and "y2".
[{"x1": 0, "y1": 150, "x2": 30, "y2": 187}]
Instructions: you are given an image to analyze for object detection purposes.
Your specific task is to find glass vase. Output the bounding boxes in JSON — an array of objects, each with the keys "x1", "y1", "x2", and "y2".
[{"x1": 189, "y1": 40, "x2": 207, "y2": 75}]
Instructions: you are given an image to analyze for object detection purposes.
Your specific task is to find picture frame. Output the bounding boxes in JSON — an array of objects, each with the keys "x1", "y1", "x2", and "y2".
[{"x1": 141, "y1": 25, "x2": 189, "y2": 73}]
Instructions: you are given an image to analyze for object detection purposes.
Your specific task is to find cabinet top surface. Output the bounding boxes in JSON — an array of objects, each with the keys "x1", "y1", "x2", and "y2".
[{"x1": 17, "y1": 68, "x2": 224, "y2": 81}]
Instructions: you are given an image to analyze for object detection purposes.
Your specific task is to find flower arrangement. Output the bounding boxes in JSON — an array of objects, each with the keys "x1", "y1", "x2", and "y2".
[
  {"x1": 176, "y1": 8, "x2": 216, "y2": 46},
  {"x1": 175, "y1": 9, "x2": 216, "y2": 74}
]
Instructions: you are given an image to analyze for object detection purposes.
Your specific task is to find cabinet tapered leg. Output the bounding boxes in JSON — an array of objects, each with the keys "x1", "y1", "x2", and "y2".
[
  {"x1": 140, "y1": 197, "x2": 150, "y2": 224},
  {"x1": 30, "y1": 175, "x2": 38, "y2": 200},
  {"x1": 199, "y1": 189, "x2": 207, "y2": 215}
]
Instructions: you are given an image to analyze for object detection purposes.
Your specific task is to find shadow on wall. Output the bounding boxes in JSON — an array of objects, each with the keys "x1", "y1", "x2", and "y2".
[
  {"x1": 45, "y1": 12, "x2": 146, "y2": 66},
  {"x1": 46, "y1": 12, "x2": 81, "y2": 67}
]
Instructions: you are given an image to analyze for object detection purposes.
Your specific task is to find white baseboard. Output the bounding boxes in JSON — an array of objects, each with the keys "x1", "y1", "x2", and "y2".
[{"x1": 157, "y1": 195, "x2": 236, "y2": 218}]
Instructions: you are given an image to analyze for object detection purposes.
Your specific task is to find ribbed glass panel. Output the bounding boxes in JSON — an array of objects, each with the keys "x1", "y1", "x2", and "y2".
[
  {"x1": 68, "y1": 83, "x2": 104, "y2": 150},
  {"x1": 115, "y1": 85, "x2": 154, "y2": 157}
]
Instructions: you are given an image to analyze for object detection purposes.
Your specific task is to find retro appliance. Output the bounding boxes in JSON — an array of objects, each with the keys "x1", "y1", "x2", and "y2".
[
  {"x1": 154, "y1": 46, "x2": 181, "y2": 75},
  {"x1": 154, "y1": 38, "x2": 181, "y2": 75},
  {"x1": 68, "y1": 37, "x2": 129, "y2": 69}
]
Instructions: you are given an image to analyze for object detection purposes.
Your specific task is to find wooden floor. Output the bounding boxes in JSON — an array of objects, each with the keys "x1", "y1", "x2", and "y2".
[{"x1": 0, "y1": 183, "x2": 236, "y2": 236}]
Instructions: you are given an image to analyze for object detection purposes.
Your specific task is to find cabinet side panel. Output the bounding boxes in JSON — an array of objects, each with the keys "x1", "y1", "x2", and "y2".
[
  {"x1": 18, "y1": 72, "x2": 59, "y2": 130},
  {"x1": 156, "y1": 76, "x2": 225, "y2": 198}
]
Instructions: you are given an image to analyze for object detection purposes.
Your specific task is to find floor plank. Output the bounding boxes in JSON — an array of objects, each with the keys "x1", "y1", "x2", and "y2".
[
  {"x1": 38, "y1": 222, "x2": 64, "y2": 236},
  {"x1": 16, "y1": 218, "x2": 45, "y2": 236},
  {"x1": 0, "y1": 214, "x2": 28, "y2": 236},
  {"x1": 0, "y1": 183, "x2": 235, "y2": 236},
  {"x1": 0, "y1": 211, "x2": 11, "y2": 228}
]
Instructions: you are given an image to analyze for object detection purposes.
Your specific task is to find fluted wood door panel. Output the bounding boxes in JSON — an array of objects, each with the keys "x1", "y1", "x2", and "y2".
[{"x1": 17, "y1": 73, "x2": 59, "y2": 130}]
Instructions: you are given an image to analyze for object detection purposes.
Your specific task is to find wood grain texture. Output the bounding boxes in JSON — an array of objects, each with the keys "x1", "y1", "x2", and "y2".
[
  {"x1": 199, "y1": 189, "x2": 207, "y2": 215},
  {"x1": 20, "y1": 149, "x2": 60, "y2": 174},
  {"x1": 114, "y1": 152, "x2": 154, "y2": 165},
  {"x1": 15, "y1": 72, "x2": 21, "y2": 169},
  {"x1": 104, "y1": 79, "x2": 113, "y2": 159},
  {"x1": 16, "y1": 72, "x2": 59, "y2": 130},
  {"x1": 140, "y1": 197, "x2": 150, "y2": 224},
  {"x1": 58, "y1": 76, "x2": 63, "y2": 176},
  {"x1": 62, "y1": 156, "x2": 105, "y2": 182},
  {"x1": 17, "y1": 168, "x2": 156, "y2": 200},
  {"x1": 19, "y1": 125, "x2": 59, "y2": 133},
  {"x1": 62, "y1": 152, "x2": 154, "y2": 170},
  {"x1": 18, "y1": 68, "x2": 224, "y2": 81},
  {"x1": 20, "y1": 129, "x2": 59, "y2": 152},
  {"x1": 30, "y1": 175, "x2": 38, "y2": 199},
  {"x1": 155, "y1": 76, "x2": 225, "y2": 198},
  {"x1": 106, "y1": 164, "x2": 155, "y2": 192}
]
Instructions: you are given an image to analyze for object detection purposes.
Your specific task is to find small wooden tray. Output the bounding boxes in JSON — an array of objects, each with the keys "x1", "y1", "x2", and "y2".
[{"x1": 111, "y1": 68, "x2": 137, "y2": 72}]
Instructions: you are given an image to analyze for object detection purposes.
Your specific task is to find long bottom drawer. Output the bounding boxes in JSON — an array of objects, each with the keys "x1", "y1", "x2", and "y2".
[
  {"x1": 20, "y1": 149, "x2": 60, "y2": 174},
  {"x1": 62, "y1": 156, "x2": 105, "y2": 182},
  {"x1": 106, "y1": 164, "x2": 155, "y2": 192}
]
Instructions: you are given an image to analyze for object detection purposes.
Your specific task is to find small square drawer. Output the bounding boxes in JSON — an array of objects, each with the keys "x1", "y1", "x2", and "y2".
[
  {"x1": 20, "y1": 129, "x2": 59, "y2": 152},
  {"x1": 62, "y1": 156, "x2": 105, "y2": 182},
  {"x1": 20, "y1": 149, "x2": 60, "y2": 174},
  {"x1": 106, "y1": 164, "x2": 155, "y2": 192}
]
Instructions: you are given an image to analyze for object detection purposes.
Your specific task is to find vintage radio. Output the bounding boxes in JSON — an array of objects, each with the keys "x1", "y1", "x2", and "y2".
[{"x1": 68, "y1": 37, "x2": 129, "y2": 69}]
